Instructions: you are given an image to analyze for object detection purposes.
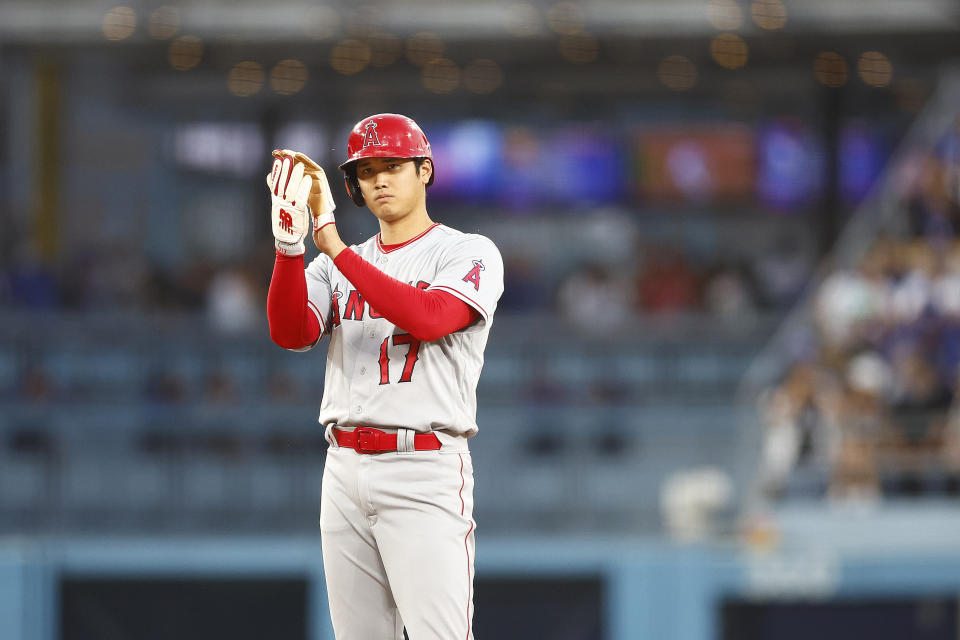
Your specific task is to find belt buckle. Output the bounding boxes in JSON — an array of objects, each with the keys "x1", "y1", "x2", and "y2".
[{"x1": 354, "y1": 427, "x2": 379, "y2": 454}]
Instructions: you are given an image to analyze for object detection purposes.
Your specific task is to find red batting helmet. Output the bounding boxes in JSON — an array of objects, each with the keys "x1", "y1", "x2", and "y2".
[{"x1": 338, "y1": 113, "x2": 435, "y2": 207}]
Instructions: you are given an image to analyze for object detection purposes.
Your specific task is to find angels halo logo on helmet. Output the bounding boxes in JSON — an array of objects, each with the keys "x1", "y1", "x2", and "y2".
[
  {"x1": 362, "y1": 122, "x2": 383, "y2": 148},
  {"x1": 338, "y1": 113, "x2": 435, "y2": 207}
]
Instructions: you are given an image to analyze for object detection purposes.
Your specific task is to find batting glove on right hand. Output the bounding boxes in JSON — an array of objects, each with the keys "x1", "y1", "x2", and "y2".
[
  {"x1": 267, "y1": 152, "x2": 313, "y2": 256},
  {"x1": 272, "y1": 149, "x2": 336, "y2": 225}
]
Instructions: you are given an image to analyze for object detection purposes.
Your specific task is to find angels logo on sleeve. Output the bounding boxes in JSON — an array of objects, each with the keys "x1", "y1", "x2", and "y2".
[{"x1": 462, "y1": 260, "x2": 485, "y2": 291}]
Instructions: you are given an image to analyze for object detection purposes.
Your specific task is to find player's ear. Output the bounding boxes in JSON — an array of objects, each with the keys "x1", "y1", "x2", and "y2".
[{"x1": 418, "y1": 158, "x2": 433, "y2": 185}]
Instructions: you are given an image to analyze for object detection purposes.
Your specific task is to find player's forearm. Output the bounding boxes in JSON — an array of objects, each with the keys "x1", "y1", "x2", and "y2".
[
  {"x1": 314, "y1": 224, "x2": 347, "y2": 260},
  {"x1": 267, "y1": 252, "x2": 322, "y2": 349},
  {"x1": 334, "y1": 248, "x2": 477, "y2": 341}
]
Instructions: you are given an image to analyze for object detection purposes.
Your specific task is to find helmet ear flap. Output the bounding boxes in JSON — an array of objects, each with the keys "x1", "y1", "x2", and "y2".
[{"x1": 344, "y1": 172, "x2": 365, "y2": 207}]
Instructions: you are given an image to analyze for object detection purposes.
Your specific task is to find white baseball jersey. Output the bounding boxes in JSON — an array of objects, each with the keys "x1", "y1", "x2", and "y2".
[{"x1": 300, "y1": 223, "x2": 504, "y2": 436}]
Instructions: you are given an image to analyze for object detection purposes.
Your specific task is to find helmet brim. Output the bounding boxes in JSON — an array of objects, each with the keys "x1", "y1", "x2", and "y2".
[{"x1": 338, "y1": 156, "x2": 435, "y2": 187}]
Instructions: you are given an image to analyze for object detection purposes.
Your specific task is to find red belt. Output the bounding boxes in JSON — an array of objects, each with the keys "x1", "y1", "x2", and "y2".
[{"x1": 333, "y1": 427, "x2": 442, "y2": 454}]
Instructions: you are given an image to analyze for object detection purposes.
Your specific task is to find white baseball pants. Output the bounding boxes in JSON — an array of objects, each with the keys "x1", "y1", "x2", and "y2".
[{"x1": 319, "y1": 432, "x2": 476, "y2": 640}]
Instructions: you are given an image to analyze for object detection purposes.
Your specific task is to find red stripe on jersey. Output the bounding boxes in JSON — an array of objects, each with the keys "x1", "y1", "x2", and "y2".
[
  {"x1": 375, "y1": 222, "x2": 441, "y2": 254},
  {"x1": 464, "y1": 521, "x2": 474, "y2": 640},
  {"x1": 281, "y1": 155, "x2": 293, "y2": 198},
  {"x1": 460, "y1": 453, "x2": 473, "y2": 640},
  {"x1": 307, "y1": 299, "x2": 326, "y2": 335}
]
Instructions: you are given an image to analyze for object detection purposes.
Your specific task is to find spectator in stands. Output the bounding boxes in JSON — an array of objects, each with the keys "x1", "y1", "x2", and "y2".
[
  {"x1": 924, "y1": 241, "x2": 960, "y2": 394},
  {"x1": 890, "y1": 348, "x2": 953, "y2": 414},
  {"x1": 751, "y1": 234, "x2": 812, "y2": 310},
  {"x1": 204, "y1": 369, "x2": 238, "y2": 404},
  {"x1": 557, "y1": 262, "x2": 634, "y2": 333},
  {"x1": 940, "y1": 378, "x2": 960, "y2": 493},
  {"x1": 206, "y1": 263, "x2": 262, "y2": 333},
  {"x1": 828, "y1": 352, "x2": 896, "y2": 503},
  {"x1": 905, "y1": 155, "x2": 960, "y2": 241},
  {"x1": 935, "y1": 314, "x2": 960, "y2": 393},
  {"x1": 702, "y1": 259, "x2": 757, "y2": 319},
  {"x1": 885, "y1": 345, "x2": 953, "y2": 495},
  {"x1": 930, "y1": 244, "x2": 960, "y2": 317},
  {"x1": 635, "y1": 246, "x2": 700, "y2": 315},
  {"x1": 888, "y1": 240, "x2": 936, "y2": 326},
  {"x1": 18, "y1": 364, "x2": 55, "y2": 403},
  {"x1": 763, "y1": 136, "x2": 960, "y2": 503},
  {"x1": 829, "y1": 429, "x2": 882, "y2": 502},
  {"x1": 758, "y1": 362, "x2": 842, "y2": 498},
  {"x1": 771, "y1": 237, "x2": 960, "y2": 501},
  {"x1": 813, "y1": 245, "x2": 889, "y2": 351}
]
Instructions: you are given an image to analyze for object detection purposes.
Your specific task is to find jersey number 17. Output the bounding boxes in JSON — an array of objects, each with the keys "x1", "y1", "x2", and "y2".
[{"x1": 378, "y1": 333, "x2": 421, "y2": 384}]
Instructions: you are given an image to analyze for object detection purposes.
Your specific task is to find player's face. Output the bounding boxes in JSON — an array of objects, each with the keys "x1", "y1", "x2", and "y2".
[{"x1": 356, "y1": 157, "x2": 432, "y2": 222}]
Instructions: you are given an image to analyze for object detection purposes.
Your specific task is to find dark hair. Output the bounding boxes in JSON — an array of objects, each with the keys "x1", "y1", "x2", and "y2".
[{"x1": 413, "y1": 157, "x2": 432, "y2": 187}]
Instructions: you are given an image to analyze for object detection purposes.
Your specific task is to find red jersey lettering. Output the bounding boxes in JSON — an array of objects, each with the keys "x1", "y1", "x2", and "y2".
[{"x1": 344, "y1": 290, "x2": 365, "y2": 320}]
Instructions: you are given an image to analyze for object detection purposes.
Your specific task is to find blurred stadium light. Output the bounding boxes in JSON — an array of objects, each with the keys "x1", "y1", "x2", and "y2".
[{"x1": 0, "y1": 0, "x2": 954, "y2": 41}]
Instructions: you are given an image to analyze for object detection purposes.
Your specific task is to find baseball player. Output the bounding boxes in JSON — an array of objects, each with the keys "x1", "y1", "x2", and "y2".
[{"x1": 265, "y1": 113, "x2": 504, "y2": 640}]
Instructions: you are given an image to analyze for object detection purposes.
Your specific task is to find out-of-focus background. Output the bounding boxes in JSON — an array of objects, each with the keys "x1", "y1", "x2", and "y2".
[{"x1": 2, "y1": 0, "x2": 960, "y2": 638}]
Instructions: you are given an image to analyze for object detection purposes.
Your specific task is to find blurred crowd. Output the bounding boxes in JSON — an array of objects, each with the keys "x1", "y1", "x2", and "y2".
[
  {"x1": 0, "y1": 244, "x2": 270, "y2": 334},
  {"x1": 759, "y1": 149, "x2": 960, "y2": 503},
  {"x1": 550, "y1": 237, "x2": 810, "y2": 333},
  {"x1": 1, "y1": 221, "x2": 811, "y2": 330},
  {"x1": 9, "y1": 143, "x2": 958, "y2": 508}
]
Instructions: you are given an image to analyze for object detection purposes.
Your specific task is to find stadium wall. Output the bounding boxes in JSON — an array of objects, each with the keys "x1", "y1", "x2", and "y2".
[{"x1": 4, "y1": 523, "x2": 960, "y2": 640}]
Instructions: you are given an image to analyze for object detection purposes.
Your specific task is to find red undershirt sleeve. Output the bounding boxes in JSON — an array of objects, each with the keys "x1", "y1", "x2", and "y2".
[
  {"x1": 333, "y1": 248, "x2": 479, "y2": 342},
  {"x1": 267, "y1": 252, "x2": 322, "y2": 350}
]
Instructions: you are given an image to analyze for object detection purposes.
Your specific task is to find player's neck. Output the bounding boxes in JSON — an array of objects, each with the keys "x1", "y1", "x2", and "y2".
[{"x1": 378, "y1": 209, "x2": 434, "y2": 245}]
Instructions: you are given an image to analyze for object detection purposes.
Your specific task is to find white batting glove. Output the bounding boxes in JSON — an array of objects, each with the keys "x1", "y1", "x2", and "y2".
[
  {"x1": 266, "y1": 152, "x2": 313, "y2": 256},
  {"x1": 272, "y1": 149, "x2": 337, "y2": 237}
]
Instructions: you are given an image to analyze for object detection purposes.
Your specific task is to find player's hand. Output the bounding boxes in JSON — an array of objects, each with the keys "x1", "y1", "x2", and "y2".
[
  {"x1": 266, "y1": 152, "x2": 313, "y2": 256},
  {"x1": 271, "y1": 149, "x2": 337, "y2": 251}
]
